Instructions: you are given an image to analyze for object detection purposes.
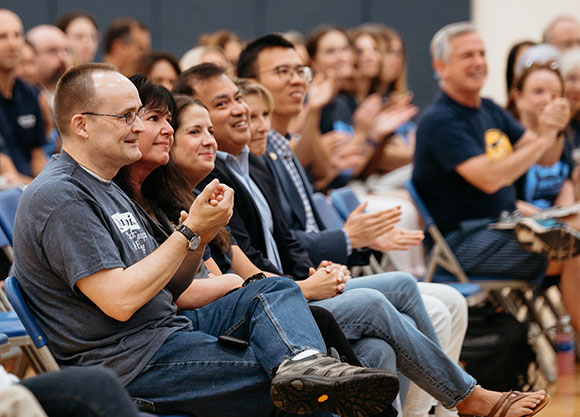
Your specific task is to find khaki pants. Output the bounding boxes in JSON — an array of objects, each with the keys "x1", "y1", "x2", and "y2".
[{"x1": 0, "y1": 384, "x2": 47, "y2": 417}]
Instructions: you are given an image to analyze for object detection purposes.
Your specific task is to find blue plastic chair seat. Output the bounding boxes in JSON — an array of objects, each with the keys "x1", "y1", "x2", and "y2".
[
  {"x1": 0, "y1": 187, "x2": 23, "y2": 243},
  {"x1": 329, "y1": 187, "x2": 361, "y2": 221},
  {"x1": 0, "y1": 311, "x2": 27, "y2": 338}
]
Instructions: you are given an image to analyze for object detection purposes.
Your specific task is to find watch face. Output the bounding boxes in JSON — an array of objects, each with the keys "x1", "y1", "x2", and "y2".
[
  {"x1": 177, "y1": 224, "x2": 200, "y2": 251},
  {"x1": 189, "y1": 234, "x2": 201, "y2": 251}
]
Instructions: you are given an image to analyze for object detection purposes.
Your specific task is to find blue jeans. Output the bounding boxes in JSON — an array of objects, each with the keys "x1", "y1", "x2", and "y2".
[
  {"x1": 312, "y1": 272, "x2": 476, "y2": 408},
  {"x1": 126, "y1": 277, "x2": 328, "y2": 417}
]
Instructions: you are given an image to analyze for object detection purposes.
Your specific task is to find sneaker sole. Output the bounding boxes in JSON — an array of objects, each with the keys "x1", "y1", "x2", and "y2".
[
  {"x1": 514, "y1": 220, "x2": 580, "y2": 260},
  {"x1": 270, "y1": 372, "x2": 399, "y2": 417}
]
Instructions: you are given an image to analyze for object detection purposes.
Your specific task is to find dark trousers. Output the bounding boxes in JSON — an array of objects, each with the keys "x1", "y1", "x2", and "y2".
[{"x1": 21, "y1": 366, "x2": 140, "y2": 417}]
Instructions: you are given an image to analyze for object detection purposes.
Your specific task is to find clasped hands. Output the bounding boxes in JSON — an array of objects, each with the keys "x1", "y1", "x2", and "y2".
[{"x1": 179, "y1": 179, "x2": 235, "y2": 244}]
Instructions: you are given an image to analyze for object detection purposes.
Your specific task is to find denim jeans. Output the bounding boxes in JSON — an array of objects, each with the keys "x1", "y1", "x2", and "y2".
[
  {"x1": 405, "y1": 283, "x2": 468, "y2": 417},
  {"x1": 21, "y1": 366, "x2": 140, "y2": 417},
  {"x1": 126, "y1": 277, "x2": 328, "y2": 417},
  {"x1": 312, "y1": 272, "x2": 476, "y2": 408}
]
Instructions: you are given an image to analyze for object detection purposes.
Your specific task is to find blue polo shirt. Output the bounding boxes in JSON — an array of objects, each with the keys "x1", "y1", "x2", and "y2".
[{"x1": 0, "y1": 78, "x2": 46, "y2": 176}]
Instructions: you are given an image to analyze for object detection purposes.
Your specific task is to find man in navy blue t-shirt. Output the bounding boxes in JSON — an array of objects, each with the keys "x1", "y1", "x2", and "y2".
[
  {"x1": 0, "y1": 10, "x2": 47, "y2": 180},
  {"x1": 413, "y1": 22, "x2": 580, "y2": 332}
]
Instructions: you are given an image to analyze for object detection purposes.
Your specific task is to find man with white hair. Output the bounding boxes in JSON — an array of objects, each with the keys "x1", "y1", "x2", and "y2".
[
  {"x1": 413, "y1": 22, "x2": 580, "y2": 333},
  {"x1": 543, "y1": 15, "x2": 580, "y2": 52}
]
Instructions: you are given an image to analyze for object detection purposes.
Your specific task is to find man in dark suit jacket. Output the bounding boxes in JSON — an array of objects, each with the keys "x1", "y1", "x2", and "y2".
[
  {"x1": 168, "y1": 58, "x2": 502, "y2": 417},
  {"x1": 235, "y1": 34, "x2": 472, "y2": 417},
  {"x1": 233, "y1": 36, "x2": 407, "y2": 267}
]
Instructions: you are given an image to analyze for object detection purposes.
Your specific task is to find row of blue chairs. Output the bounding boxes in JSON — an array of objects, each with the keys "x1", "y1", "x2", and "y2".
[
  {"x1": 325, "y1": 182, "x2": 567, "y2": 383},
  {"x1": 314, "y1": 186, "x2": 485, "y2": 303}
]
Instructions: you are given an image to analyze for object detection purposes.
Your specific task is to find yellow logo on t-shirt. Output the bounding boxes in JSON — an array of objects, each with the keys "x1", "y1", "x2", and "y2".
[{"x1": 484, "y1": 129, "x2": 513, "y2": 161}]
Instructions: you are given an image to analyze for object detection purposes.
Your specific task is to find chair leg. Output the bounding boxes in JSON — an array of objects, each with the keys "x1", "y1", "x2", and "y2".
[{"x1": 528, "y1": 322, "x2": 558, "y2": 384}]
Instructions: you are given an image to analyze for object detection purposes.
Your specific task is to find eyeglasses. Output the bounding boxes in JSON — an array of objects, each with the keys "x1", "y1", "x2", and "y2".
[
  {"x1": 81, "y1": 106, "x2": 146, "y2": 125},
  {"x1": 257, "y1": 65, "x2": 313, "y2": 83}
]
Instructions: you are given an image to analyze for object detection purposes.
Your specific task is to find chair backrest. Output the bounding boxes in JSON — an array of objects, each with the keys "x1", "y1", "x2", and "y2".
[
  {"x1": 405, "y1": 179, "x2": 473, "y2": 283},
  {"x1": 311, "y1": 193, "x2": 345, "y2": 229},
  {"x1": 329, "y1": 187, "x2": 360, "y2": 220},
  {"x1": 0, "y1": 225, "x2": 10, "y2": 249},
  {"x1": 0, "y1": 187, "x2": 23, "y2": 243},
  {"x1": 4, "y1": 276, "x2": 59, "y2": 372},
  {"x1": 0, "y1": 226, "x2": 14, "y2": 279},
  {"x1": 404, "y1": 179, "x2": 435, "y2": 229},
  {"x1": 4, "y1": 276, "x2": 50, "y2": 350}
]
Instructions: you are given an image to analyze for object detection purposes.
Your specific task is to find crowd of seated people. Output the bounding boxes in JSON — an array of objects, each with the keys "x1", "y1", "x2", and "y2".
[{"x1": 3, "y1": 5, "x2": 580, "y2": 417}]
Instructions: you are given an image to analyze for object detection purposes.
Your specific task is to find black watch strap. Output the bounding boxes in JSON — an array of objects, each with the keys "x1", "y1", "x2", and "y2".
[{"x1": 176, "y1": 224, "x2": 201, "y2": 251}]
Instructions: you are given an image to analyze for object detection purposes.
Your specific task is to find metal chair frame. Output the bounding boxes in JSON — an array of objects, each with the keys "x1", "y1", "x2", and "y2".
[{"x1": 404, "y1": 179, "x2": 562, "y2": 383}]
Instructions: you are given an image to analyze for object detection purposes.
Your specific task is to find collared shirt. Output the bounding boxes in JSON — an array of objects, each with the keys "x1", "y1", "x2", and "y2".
[
  {"x1": 267, "y1": 129, "x2": 320, "y2": 234},
  {"x1": 267, "y1": 129, "x2": 352, "y2": 255},
  {"x1": 216, "y1": 146, "x2": 283, "y2": 271}
]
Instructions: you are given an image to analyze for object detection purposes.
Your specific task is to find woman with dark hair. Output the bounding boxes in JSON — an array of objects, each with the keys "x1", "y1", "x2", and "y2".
[
  {"x1": 349, "y1": 28, "x2": 384, "y2": 103},
  {"x1": 113, "y1": 75, "x2": 243, "y2": 307},
  {"x1": 137, "y1": 51, "x2": 181, "y2": 91},
  {"x1": 114, "y1": 75, "x2": 367, "y2": 368},
  {"x1": 56, "y1": 10, "x2": 99, "y2": 64},
  {"x1": 505, "y1": 40, "x2": 536, "y2": 96}
]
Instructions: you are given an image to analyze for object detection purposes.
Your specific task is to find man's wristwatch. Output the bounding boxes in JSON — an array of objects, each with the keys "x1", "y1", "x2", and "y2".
[{"x1": 176, "y1": 224, "x2": 201, "y2": 251}]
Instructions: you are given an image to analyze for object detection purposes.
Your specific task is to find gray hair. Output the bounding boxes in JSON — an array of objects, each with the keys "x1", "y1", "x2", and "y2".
[
  {"x1": 543, "y1": 15, "x2": 580, "y2": 43},
  {"x1": 561, "y1": 48, "x2": 580, "y2": 77},
  {"x1": 430, "y1": 22, "x2": 477, "y2": 62}
]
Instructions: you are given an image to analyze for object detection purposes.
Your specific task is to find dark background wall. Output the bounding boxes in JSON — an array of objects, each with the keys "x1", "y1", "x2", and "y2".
[{"x1": 0, "y1": 0, "x2": 470, "y2": 109}]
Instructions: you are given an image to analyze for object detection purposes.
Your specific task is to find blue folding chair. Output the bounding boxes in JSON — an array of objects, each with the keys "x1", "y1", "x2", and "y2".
[
  {"x1": 5, "y1": 276, "x2": 193, "y2": 416},
  {"x1": 311, "y1": 192, "x2": 346, "y2": 230},
  {"x1": 0, "y1": 307, "x2": 45, "y2": 377},
  {"x1": 329, "y1": 187, "x2": 360, "y2": 221},
  {"x1": 0, "y1": 187, "x2": 23, "y2": 243},
  {"x1": 0, "y1": 225, "x2": 14, "y2": 284},
  {"x1": 4, "y1": 276, "x2": 59, "y2": 372},
  {"x1": 404, "y1": 179, "x2": 560, "y2": 381},
  {"x1": 404, "y1": 179, "x2": 527, "y2": 288}
]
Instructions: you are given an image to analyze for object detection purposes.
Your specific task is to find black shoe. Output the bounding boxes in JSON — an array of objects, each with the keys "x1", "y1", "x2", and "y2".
[
  {"x1": 270, "y1": 353, "x2": 399, "y2": 417},
  {"x1": 514, "y1": 217, "x2": 580, "y2": 260}
]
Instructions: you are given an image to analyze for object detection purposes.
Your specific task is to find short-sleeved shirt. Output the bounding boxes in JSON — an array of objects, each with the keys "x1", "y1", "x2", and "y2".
[
  {"x1": 0, "y1": 79, "x2": 46, "y2": 176},
  {"x1": 515, "y1": 139, "x2": 574, "y2": 209},
  {"x1": 13, "y1": 151, "x2": 191, "y2": 385},
  {"x1": 413, "y1": 92, "x2": 525, "y2": 234}
]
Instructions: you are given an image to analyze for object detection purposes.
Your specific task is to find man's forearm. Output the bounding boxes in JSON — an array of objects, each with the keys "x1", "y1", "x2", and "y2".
[
  {"x1": 77, "y1": 230, "x2": 202, "y2": 322},
  {"x1": 457, "y1": 134, "x2": 550, "y2": 194}
]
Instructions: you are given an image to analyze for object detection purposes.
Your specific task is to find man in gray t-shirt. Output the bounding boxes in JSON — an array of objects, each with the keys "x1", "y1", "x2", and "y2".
[{"x1": 12, "y1": 63, "x2": 397, "y2": 417}]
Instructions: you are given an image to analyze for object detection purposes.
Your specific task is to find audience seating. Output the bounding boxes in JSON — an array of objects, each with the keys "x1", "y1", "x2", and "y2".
[
  {"x1": 4, "y1": 277, "x2": 193, "y2": 417},
  {"x1": 4, "y1": 276, "x2": 59, "y2": 373},
  {"x1": 405, "y1": 179, "x2": 560, "y2": 383},
  {"x1": 0, "y1": 187, "x2": 23, "y2": 243},
  {"x1": 328, "y1": 187, "x2": 485, "y2": 303},
  {"x1": 311, "y1": 192, "x2": 346, "y2": 230}
]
